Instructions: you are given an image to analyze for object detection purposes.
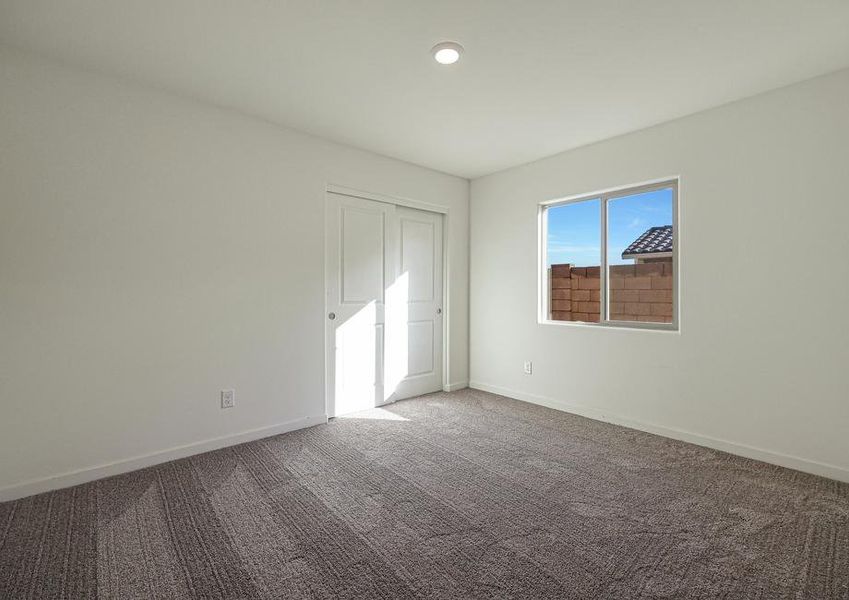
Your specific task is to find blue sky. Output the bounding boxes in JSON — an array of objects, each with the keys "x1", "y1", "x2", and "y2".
[{"x1": 546, "y1": 188, "x2": 673, "y2": 266}]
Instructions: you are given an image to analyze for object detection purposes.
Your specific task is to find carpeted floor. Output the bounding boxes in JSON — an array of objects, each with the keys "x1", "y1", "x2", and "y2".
[{"x1": 1, "y1": 389, "x2": 848, "y2": 599}]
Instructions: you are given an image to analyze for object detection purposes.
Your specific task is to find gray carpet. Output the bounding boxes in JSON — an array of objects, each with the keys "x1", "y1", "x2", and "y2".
[{"x1": 1, "y1": 389, "x2": 848, "y2": 599}]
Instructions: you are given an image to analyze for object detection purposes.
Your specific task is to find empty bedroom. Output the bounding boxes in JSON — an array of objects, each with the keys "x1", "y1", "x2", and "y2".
[{"x1": 1, "y1": 1, "x2": 848, "y2": 598}]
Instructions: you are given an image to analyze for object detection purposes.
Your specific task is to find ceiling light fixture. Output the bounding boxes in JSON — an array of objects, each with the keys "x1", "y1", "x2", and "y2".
[{"x1": 432, "y1": 41, "x2": 463, "y2": 65}]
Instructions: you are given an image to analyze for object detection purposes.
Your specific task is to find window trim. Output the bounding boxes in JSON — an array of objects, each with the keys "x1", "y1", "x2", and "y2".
[{"x1": 538, "y1": 177, "x2": 679, "y2": 331}]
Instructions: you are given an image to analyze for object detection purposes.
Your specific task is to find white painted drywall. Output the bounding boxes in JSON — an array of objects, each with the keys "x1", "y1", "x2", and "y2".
[
  {"x1": 0, "y1": 49, "x2": 469, "y2": 497},
  {"x1": 470, "y1": 69, "x2": 849, "y2": 481}
]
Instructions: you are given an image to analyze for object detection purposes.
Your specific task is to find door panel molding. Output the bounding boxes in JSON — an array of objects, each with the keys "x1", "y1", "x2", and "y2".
[{"x1": 340, "y1": 206, "x2": 386, "y2": 305}]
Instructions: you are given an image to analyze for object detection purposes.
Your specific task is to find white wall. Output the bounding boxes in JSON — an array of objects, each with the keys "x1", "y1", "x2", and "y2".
[
  {"x1": 0, "y1": 49, "x2": 469, "y2": 498},
  {"x1": 470, "y1": 69, "x2": 849, "y2": 481}
]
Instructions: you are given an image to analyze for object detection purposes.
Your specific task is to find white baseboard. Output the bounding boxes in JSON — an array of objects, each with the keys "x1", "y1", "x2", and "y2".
[
  {"x1": 443, "y1": 381, "x2": 469, "y2": 392},
  {"x1": 0, "y1": 413, "x2": 328, "y2": 502},
  {"x1": 469, "y1": 381, "x2": 849, "y2": 484}
]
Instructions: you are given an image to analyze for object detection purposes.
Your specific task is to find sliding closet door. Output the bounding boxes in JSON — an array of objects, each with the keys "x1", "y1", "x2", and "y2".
[
  {"x1": 385, "y1": 205, "x2": 443, "y2": 402},
  {"x1": 325, "y1": 193, "x2": 443, "y2": 417}
]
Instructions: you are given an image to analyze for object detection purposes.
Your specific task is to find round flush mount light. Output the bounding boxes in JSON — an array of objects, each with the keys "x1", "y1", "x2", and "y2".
[{"x1": 432, "y1": 41, "x2": 463, "y2": 65}]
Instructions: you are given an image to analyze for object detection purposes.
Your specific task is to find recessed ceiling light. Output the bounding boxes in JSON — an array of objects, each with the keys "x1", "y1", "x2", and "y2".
[{"x1": 432, "y1": 41, "x2": 463, "y2": 65}]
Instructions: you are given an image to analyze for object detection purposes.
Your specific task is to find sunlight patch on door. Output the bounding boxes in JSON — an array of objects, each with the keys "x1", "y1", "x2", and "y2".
[
  {"x1": 384, "y1": 272, "x2": 409, "y2": 401},
  {"x1": 334, "y1": 300, "x2": 378, "y2": 415}
]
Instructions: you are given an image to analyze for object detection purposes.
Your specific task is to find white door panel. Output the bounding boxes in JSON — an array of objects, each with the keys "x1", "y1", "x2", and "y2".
[
  {"x1": 386, "y1": 206, "x2": 443, "y2": 402},
  {"x1": 400, "y1": 217, "x2": 436, "y2": 302},
  {"x1": 341, "y1": 207, "x2": 385, "y2": 304},
  {"x1": 406, "y1": 320, "x2": 434, "y2": 376},
  {"x1": 326, "y1": 193, "x2": 442, "y2": 417},
  {"x1": 326, "y1": 194, "x2": 394, "y2": 417}
]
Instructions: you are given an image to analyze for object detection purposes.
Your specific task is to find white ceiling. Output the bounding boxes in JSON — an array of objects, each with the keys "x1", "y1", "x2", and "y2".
[{"x1": 2, "y1": 1, "x2": 849, "y2": 179}]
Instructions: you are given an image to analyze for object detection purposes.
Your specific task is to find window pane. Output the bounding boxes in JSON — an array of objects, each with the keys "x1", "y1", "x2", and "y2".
[
  {"x1": 606, "y1": 187, "x2": 674, "y2": 324},
  {"x1": 546, "y1": 199, "x2": 600, "y2": 322}
]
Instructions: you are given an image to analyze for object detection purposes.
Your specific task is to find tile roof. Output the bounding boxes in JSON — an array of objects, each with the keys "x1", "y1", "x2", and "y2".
[{"x1": 621, "y1": 225, "x2": 673, "y2": 258}]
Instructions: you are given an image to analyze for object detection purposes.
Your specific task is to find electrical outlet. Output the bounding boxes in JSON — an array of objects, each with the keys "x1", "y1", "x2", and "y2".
[
  {"x1": 221, "y1": 389, "x2": 235, "y2": 409},
  {"x1": 524, "y1": 361, "x2": 533, "y2": 375}
]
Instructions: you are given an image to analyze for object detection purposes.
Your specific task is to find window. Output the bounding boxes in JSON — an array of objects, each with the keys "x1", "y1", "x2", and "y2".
[{"x1": 540, "y1": 180, "x2": 678, "y2": 329}]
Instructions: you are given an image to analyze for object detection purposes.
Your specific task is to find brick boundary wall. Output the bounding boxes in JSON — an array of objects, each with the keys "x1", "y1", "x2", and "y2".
[{"x1": 550, "y1": 261, "x2": 672, "y2": 323}]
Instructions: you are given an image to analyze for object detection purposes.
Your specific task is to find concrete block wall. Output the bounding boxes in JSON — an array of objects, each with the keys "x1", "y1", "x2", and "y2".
[{"x1": 550, "y1": 262, "x2": 673, "y2": 323}]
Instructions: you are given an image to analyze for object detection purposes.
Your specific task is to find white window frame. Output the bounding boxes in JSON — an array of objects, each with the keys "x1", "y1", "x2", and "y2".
[{"x1": 538, "y1": 177, "x2": 679, "y2": 331}]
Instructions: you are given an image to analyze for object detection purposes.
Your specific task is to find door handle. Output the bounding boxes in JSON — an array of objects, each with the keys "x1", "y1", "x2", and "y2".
[
  {"x1": 436, "y1": 308, "x2": 442, "y2": 315},
  {"x1": 328, "y1": 312, "x2": 336, "y2": 320}
]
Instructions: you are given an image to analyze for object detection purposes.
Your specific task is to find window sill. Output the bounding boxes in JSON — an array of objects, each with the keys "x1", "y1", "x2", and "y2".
[{"x1": 538, "y1": 318, "x2": 679, "y2": 333}]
